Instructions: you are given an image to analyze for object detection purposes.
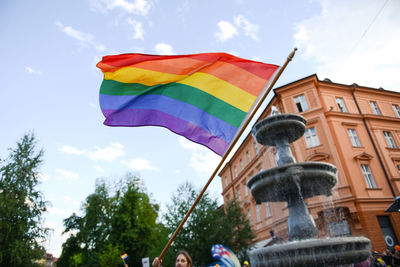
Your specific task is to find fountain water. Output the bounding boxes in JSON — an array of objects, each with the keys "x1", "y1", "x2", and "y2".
[{"x1": 247, "y1": 108, "x2": 371, "y2": 266}]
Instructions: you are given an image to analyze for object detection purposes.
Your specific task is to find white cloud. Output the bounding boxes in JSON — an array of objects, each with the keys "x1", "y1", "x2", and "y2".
[
  {"x1": 154, "y1": 42, "x2": 175, "y2": 55},
  {"x1": 56, "y1": 21, "x2": 93, "y2": 45},
  {"x1": 127, "y1": 18, "x2": 144, "y2": 40},
  {"x1": 178, "y1": 137, "x2": 220, "y2": 176},
  {"x1": 59, "y1": 145, "x2": 85, "y2": 156},
  {"x1": 59, "y1": 142, "x2": 125, "y2": 162},
  {"x1": 90, "y1": 0, "x2": 152, "y2": 16},
  {"x1": 121, "y1": 157, "x2": 159, "y2": 171},
  {"x1": 215, "y1": 20, "x2": 238, "y2": 42},
  {"x1": 55, "y1": 168, "x2": 80, "y2": 181},
  {"x1": 93, "y1": 165, "x2": 105, "y2": 173},
  {"x1": 234, "y1": 14, "x2": 259, "y2": 41},
  {"x1": 293, "y1": 0, "x2": 400, "y2": 90},
  {"x1": 56, "y1": 21, "x2": 107, "y2": 51},
  {"x1": 25, "y1": 66, "x2": 42, "y2": 75}
]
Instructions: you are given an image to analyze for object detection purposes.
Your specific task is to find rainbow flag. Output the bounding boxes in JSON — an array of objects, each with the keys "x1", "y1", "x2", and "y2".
[
  {"x1": 97, "y1": 53, "x2": 279, "y2": 155},
  {"x1": 120, "y1": 253, "x2": 128, "y2": 260}
]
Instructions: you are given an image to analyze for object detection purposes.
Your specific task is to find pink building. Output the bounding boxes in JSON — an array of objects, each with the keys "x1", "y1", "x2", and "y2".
[{"x1": 219, "y1": 74, "x2": 400, "y2": 252}]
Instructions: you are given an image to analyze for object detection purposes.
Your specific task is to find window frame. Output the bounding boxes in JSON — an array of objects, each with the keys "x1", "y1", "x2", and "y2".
[
  {"x1": 256, "y1": 205, "x2": 261, "y2": 222},
  {"x1": 336, "y1": 97, "x2": 348, "y2": 112},
  {"x1": 392, "y1": 104, "x2": 400, "y2": 118},
  {"x1": 265, "y1": 201, "x2": 271, "y2": 217},
  {"x1": 383, "y1": 131, "x2": 397, "y2": 149},
  {"x1": 361, "y1": 164, "x2": 377, "y2": 188},
  {"x1": 370, "y1": 101, "x2": 381, "y2": 115},
  {"x1": 294, "y1": 94, "x2": 309, "y2": 112},
  {"x1": 304, "y1": 127, "x2": 320, "y2": 148},
  {"x1": 347, "y1": 128, "x2": 361, "y2": 147}
]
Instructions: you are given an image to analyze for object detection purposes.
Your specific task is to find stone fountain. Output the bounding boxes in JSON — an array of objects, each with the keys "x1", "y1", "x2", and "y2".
[{"x1": 247, "y1": 108, "x2": 371, "y2": 266}]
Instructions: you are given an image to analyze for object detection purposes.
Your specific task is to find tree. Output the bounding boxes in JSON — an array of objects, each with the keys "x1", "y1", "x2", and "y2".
[
  {"x1": 0, "y1": 133, "x2": 49, "y2": 266},
  {"x1": 57, "y1": 173, "x2": 159, "y2": 267},
  {"x1": 162, "y1": 182, "x2": 254, "y2": 266}
]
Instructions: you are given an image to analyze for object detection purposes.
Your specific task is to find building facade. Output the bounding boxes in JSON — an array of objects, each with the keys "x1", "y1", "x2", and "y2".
[{"x1": 219, "y1": 74, "x2": 400, "y2": 252}]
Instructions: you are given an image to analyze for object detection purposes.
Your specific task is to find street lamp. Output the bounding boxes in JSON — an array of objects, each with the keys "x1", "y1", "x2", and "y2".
[{"x1": 385, "y1": 196, "x2": 400, "y2": 212}]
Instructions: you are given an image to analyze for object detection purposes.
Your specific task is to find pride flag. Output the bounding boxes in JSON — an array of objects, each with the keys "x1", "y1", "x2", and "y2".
[
  {"x1": 120, "y1": 253, "x2": 128, "y2": 260},
  {"x1": 97, "y1": 53, "x2": 279, "y2": 155}
]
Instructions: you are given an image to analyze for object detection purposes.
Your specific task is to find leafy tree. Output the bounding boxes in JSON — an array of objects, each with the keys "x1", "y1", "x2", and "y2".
[
  {"x1": 98, "y1": 244, "x2": 121, "y2": 267},
  {"x1": 162, "y1": 182, "x2": 254, "y2": 266},
  {"x1": 0, "y1": 133, "x2": 49, "y2": 267},
  {"x1": 58, "y1": 173, "x2": 159, "y2": 267}
]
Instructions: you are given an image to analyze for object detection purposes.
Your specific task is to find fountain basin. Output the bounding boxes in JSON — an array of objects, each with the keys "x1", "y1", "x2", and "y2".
[
  {"x1": 252, "y1": 114, "x2": 306, "y2": 146},
  {"x1": 249, "y1": 236, "x2": 371, "y2": 267},
  {"x1": 247, "y1": 162, "x2": 337, "y2": 204}
]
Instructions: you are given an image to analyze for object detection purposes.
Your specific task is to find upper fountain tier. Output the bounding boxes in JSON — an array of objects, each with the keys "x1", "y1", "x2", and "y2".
[{"x1": 252, "y1": 112, "x2": 306, "y2": 147}]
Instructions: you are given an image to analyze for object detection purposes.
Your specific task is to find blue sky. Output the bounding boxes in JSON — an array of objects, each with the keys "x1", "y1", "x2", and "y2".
[{"x1": 1, "y1": 0, "x2": 399, "y2": 257}]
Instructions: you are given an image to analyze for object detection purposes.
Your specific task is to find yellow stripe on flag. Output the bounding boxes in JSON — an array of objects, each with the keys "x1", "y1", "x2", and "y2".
[
  {"x1": 177, "y1": 72, "x2": 256, "y2": 112},
  {"x1": 104, "y1": 67, "x2": 186, "y2": 85}
]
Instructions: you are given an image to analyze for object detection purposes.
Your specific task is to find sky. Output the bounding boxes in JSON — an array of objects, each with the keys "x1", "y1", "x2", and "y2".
[{"x1": 1, "y1": 0, "x2": 400, "y2": 258}]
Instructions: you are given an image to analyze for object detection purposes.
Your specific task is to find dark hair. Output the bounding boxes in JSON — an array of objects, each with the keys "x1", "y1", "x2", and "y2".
[{"x1": 176, "y1": 250, "x2": 192, "y2": 267}]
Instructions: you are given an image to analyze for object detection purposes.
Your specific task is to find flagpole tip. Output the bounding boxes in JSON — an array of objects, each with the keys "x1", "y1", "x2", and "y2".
[{"x1": 288, "y1": 48, "x2": 298, "y2": 61}]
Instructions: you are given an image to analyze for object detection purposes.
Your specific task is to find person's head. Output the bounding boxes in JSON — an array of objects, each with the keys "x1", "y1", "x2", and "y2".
[
  {"x1": 243, "y1": 260, "x2": 249, "y2": 266},
  {"x1": 175, "y1": 250, "x2": 192, "y2": 267}
]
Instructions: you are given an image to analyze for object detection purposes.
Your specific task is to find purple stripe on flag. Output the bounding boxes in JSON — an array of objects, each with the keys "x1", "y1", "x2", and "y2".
[
  {"x1": 99, "y1": 94, "x2": 237, "y2": 143},
  {"x1": 102, "y1": 109, "x2": 230, "y2": 155}
]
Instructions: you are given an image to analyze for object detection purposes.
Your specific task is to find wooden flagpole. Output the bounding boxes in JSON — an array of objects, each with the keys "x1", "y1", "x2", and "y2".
[{"x1": 158, "y1": 48, "x2": 297, "y2": 260}]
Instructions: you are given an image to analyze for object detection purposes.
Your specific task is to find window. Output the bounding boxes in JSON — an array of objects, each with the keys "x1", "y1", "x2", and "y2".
[
  {"x1": 247, "y1": 151, "x2": 251, "y2": 163},
  {"x1": 370, "y1": 101, "x2": 381, "y2": 115},
  {"x1": 240, "y1": 159, "x2": 244, "y2": 170},
  {"x1": 294, "y1": 94, "x2": 309, "y2": 112},
  {"x1": 234, "y1": 166, "x2": 238, "y2": 177},
  {"x1": 237, "y1": 189, "x2": 241, "y2": 201},
  {"x1": 361, "y1": 164, "x2": 377, "y2": 188},
  {"x1": 244, "y1": 184, "x2": 248, "y2": 196},
  {"x1": 304, "y1": 127, "x2": 320, "y2": 148},
  {"x1": 265, "y1": 202, "x2": 271, "y2": 217},
  {"x1": 336, "y1": 97, "x2": 348, "y2": 112},
  {"x1": 347, "y1": 129, "x2": 361, "y2": 147},
  {"x1": 384, "y1": 131, "x2": 397, "y2": 148},
  {"x1": 397, "y1": 165, "x2": 400, "y2": 173},
  {"x1": 248, "y1": 210, "x2": 252, "y2": 225},
  {"x1": 254, "y1": 141, "x2": 259, "y2": 155},
  {"x1": 256, "y1": 205, "x2": 261, "y2": 222},
  {"x1": 393, "y1": 104, "x2": 400, "y2": 118}
]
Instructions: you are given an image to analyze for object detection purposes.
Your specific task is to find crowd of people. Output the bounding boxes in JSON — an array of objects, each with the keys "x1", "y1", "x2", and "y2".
[
  {"x1": 151, "y1": 246, "x2": 400, "y2": 267},
  {"x1": 366, "y1": 247, "x2": 400, "y2": 267}
]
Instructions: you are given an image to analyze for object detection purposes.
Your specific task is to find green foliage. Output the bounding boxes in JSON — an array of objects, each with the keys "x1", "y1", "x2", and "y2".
[
  {"x1": 162, "y1": 182, "x2": 254, "y2": 266},
  {"x1": 58, "y1": 173, "x2": 159, "y2": 267},
  {"x1": 99, "y1": 244, "x2": 121, "y2": 267},
  {"x1": 0, "y1": 133, "x2": 49, "y2": 267}
]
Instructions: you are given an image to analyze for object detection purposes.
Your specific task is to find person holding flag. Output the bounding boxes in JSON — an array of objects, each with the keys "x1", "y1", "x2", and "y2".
[
  {"x1": 120, "y1": 253, "x2": 128, "y2": 267},
  {"x1": 152, "y1": 250, "x2": 192, "y2": 267}
]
